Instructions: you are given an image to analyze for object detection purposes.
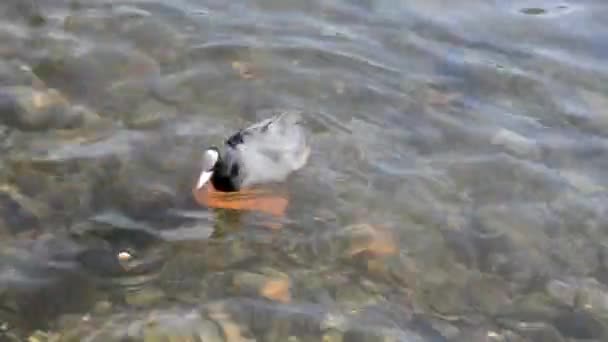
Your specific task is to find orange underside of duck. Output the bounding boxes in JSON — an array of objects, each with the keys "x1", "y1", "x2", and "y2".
[{"x1": 192, "y1": 182, "x2": 289, "y2": 218}]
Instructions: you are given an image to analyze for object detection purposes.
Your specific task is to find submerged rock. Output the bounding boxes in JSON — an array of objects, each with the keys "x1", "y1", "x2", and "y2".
[
  {"x1": 552, "y1": 310, "x2": 606, "y2": 340},
  {"x1": 546, "y1": 279, "x2": 578, "y2": 308},
  {"x1": 125, "y1": 287, "x2": 166, "y2": 307},
  {"x1": 466, "y1": 273, "x2": 512, "y2": 316},
  {"x1": 113, "y1": 180, "x2": 176, "y2": 219},
  {"x1": 443, "y1": 153, "x2": 564, "y2": 203},
  {"x1": 0, "y1": 233, "x2": 96, "y2": 331},
  {"x1": 32, "y1": 45, "x2": 160, "y2": 109},
  {"x1": 118, "y1": 17, "x2": 184, "y2": 64},
  {"x1": 578, "y1": 88, "x2": 608, "y2": 134},
  {"x1": 334, "y1": 282, "x2": 382, "y2": 312},
  {"x1": 63, "y1": 6, "x2": 182, "y2": 65},
  {"x1": 0, "y1": 61, "x2": 45, "y2": 88},
  {"x1": 0, "y1": 23, "x2": 27, "y2": 58},
  {"x1": 123, "y1": 99, "x2": 177, "y2": 129},
  {"x1": 418, "y1": 278, "x2": 471, "y2": 319},
  {"x1": 3, "y1": 157, "x2": 100, "y2": 223},
  {"x1": 284, "y1": 223, "x2": 399, "y2": 266},
  {"x1": 63, "y1": 9, "x2": 113, "y2": 34},
  {"x1": 232, "y1": 271, "x2": 291, "y2": 303},
  {"x1": 49, "y1": 308, "x2": 225, "y2": 342},
  {"x1": 546, "y1": 277, "x2": 608, "y2": 314},
  {"x1": 96, "y1": 159, "x2": 178, "y2": 219},
  {"x1": 0, "y1": 86, "x2": 83, "y2": 130},
  {"x1": 104, "y1": 78, "x2": 154, "y2": 117},
  {"x1": 559, "y1": 170, "x2": 605, "y2": 194},
  {"x1": 92, "y1": 300, "x2": 112, "y2": 315},
  {"x1": 322, "y1": 329, "x2": 344, "y2": 342},
  {"x1": 344, "y1": 223, "x2": 398, "y2": 258},
  {"x1": 491, "y1": 128, "x2": 541, "y2": 159},
  {"x1": 0, "y1": 184, "x2": 49, "y2": 234}
]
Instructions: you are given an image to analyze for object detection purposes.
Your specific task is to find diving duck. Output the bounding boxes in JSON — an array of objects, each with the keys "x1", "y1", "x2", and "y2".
[{"x1": 195, "y1": 110, "x2": 310, "y2": 193}]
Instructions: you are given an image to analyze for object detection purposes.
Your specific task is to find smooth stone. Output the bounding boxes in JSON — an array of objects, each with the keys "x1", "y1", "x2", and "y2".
[
  {"x1": 546, "y1": 279, "x2": 577, "y2": 307},
  {"x1": 444, "y1": 154, "x2": 563, "y2": 203},
  {"x1": 553, "y1": 310, "x2": 606, "y2": 340},
  {"x1": 69, "y1": 104, "x2": 105, "y2": 127},
  {"x1": 0, "y1": 184, "x2": 49, "y2": 233},
  {"x1": 148, "y1": 69, "x2": 201, "y2": 106},
  {"x1": 27, "y1": 330, "x2": 58, "y2": 342},
  {"x1": 142, "y1": 326, "x2": 167, "y2": 342},
  {"x1": 0, "y1": 86, "x2": 83, "y2": 130},
  {"x1": 113, "y1": 5, "x2": 152, "y2": 18},
  {"x1": 427, "y1": 319, "x2": 460, "y2": 340},
  {"x1": 340, "y1": 223, "x2": 398, "y2": 258},
  {"x1": 422, "y1": 281, "x2": 469, "y2": 317},
  {"x1": 466, "y1": 274, "x2": 512, "y2": 315},
  {"x1": 455, "y1": 326, "x2": 533, "y2": 342},
  {"x1": 474, "y1": 203, "x2": 547, "y2": 249},
  {"x1": 125, "y1": 287, "x2": 166, "y2": 307},
  {"x1": 109, "y1": 168, "x2": 177, "y2": 219},
  {"x1": 92, "y1": 300, "x2": 112, "y2": 314},
  {"x1": 124, "y1": 99, "x2": 177, "y2": 129},
  {"x1": 491, "y1": 128, "x2": 541, "y2": 159},
  {"x1": 103, "y1": 78, "x2": 155, "y2": 118},
  {"x1": 559, "y1": 170, "x2": 604, "y2": 194},
  {"x1": 196, "y1": 319, "x2": 224, "y2": 342},
  {"x1": 119, "y1": 17, "x2": 183, "y2": 64},
  {"x1": 547, "y1": 277, "x2": 608, "y2": 313},
  {"x1": 335, "y1": 283, "x2": 378, "y2": 311},
  {"x1": 343, "y1": 328, "x2": 422, "y2": 342},
  {"x1": 0, "y1": 23, "x2": 27, "y2": 58},
  {"x1": 0, "y1": 61, "x2": 45, "y2": 87},
  {"x1": 232, "y1": 271, "x2": 291, "y2": 303},
  {"x1": 63, "y1": 10, "x2": 111, "y2": 34},
  {"x1": 578, "y1": 88, "x2": 608, "y2": 133},
  {"x1": 322, "y1": 329, "x2": 344, "y2": 342},
  {"x1": 32, "y1": 45, "x2": 160, "y2": 106}
]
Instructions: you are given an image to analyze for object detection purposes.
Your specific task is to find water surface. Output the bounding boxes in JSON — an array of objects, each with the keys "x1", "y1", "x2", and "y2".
[{"x1": 0, "y1": 0, "x2": 607, "y2": 341}]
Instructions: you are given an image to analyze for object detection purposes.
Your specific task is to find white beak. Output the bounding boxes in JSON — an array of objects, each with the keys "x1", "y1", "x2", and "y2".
[{"x1": 196, "y1": 170, "x2": 213, "y2": 189}]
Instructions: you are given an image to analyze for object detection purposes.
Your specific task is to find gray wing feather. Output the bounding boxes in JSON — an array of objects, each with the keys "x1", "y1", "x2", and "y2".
[{"x1": 236, "y1": 111, "x2": 309, "y2": 187}]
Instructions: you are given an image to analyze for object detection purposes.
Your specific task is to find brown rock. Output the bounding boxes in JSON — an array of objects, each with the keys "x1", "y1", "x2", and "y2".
[
  {"x1": 346, "y1": 224, "x2": 398, "y2": 257},
  {"x1": 232, "y1": 271, "x2": 292, "y2": 303}
]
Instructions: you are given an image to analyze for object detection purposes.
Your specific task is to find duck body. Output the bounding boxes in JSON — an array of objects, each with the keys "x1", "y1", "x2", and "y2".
[{"x1": 196, "y1": 111, "x2": 310, "y2": 192}]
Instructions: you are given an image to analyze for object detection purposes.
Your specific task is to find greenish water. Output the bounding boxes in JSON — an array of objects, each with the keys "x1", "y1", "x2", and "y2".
[{"x1": 0, "y1": 0, "x2": 608, "y2": 341}]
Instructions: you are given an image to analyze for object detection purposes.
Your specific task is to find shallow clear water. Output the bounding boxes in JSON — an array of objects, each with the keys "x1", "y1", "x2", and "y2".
[{"x1": 1, "y1": 0, "x2": 608, "y2": 341}]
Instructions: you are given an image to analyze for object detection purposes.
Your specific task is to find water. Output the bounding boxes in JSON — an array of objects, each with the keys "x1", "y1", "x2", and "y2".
[{"x1": 0, "y1": 0, "x2": 607, "y2": 340}]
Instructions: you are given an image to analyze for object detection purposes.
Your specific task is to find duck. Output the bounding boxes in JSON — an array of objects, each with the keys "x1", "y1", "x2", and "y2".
[{"x1": 195, "y1": 110, "x2": 310, "y2": 193}]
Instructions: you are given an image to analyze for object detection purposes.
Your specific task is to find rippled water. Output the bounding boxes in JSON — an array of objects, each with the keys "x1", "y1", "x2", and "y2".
[{"x1": 1, "y1": 0, "x2": 608, "y2": 341}]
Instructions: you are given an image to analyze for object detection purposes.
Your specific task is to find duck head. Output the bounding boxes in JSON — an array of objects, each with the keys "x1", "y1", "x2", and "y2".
[
  {"x1": 196, "y1": 147, "x2": 220, "y2": 190},
  {"x1": 196, "y1": 146, "x2": 241, "y2": 192}
]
